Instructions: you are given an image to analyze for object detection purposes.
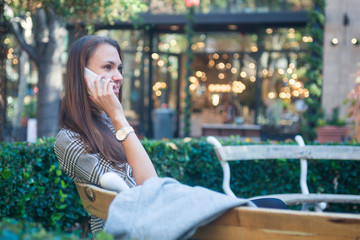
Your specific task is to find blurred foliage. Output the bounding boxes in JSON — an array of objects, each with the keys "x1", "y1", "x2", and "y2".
[
  {"x1": 302, "y1": 0, "x2": 325, "y2": 140},
  {"x1": 318, "y1": 107, "x2": 347, "y2": 127},
  {"x1": 0, "y1": 218, "x2": 81, "y2": 240},
  {"x1": 5, "y1": 0, "x2": 147, "y2": 26},
  {"x1": 1, "y1": 136, "x2": 359, "y2": 238}
]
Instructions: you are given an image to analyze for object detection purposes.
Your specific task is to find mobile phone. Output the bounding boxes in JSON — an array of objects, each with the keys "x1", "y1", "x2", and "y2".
[{"x1": 85, "y1": 67, "x2": 97, "y2": 95}]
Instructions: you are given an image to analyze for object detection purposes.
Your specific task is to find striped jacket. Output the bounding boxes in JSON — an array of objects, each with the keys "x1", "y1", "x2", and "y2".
[{"x1": 54, "y1": 116, "x2": 136, "y2": 235}]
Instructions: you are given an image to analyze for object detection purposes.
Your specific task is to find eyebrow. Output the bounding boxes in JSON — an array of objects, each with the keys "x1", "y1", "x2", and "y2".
[{"x1": 104, "y1": 61, "x2": 123, "y2": 67}]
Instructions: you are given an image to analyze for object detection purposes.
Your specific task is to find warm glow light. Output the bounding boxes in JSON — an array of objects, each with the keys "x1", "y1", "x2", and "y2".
[
  {"x1": 155, "y1": 90, "x2": 162, "y2": 96},
  {"x1": 304, "y1": 89, "x2": 310, "y2": 97},
  {"x1": 287, "y1": 68, "x2": 293, "y2": 74},
  {"x1": 279, "y1": 92, "x2": 287, "y2": 99},
  {"x1": 351, "y1": 38, "x2": 358, "y2": 45},
  {"x1": 216, "y1": 62, "x2": 225, "y2": 69},
  {"x1": 250, "y1": 76, "x2": 256, "y2": 82},
  {"x1": 262, "y1": 69, "x2": 269, "y2": 76},
  {"x1": 292, "y1": 74, "x2": 297, "y2": 79},
  {"x1": 196, "y1": 71, "x2": 202, "y2": 77},
  {"x1": 189, "y1": 84, "x2": 196, "y2": 91},
  {"x1": 266, "y1": 28, "x2": 273, "y2": 34},
  {"x1": 233, "y1": 53, "x2": 239, "y2": 59},
  {"x1": 157, "y1": 60, "x2": 164, "y2": 67},
  {"x1": 289, "y1": 79, "x2": 296, "y2": 85},
  {"x1": 331, "y1": 38, "x2": 339, "y2": 45},
  {"x1": 208, "y1": 60, "x2": 215, "y2": 67},
  {"x1": 249, "y1": 63, "x2": 255, "y2": 69},
  {"x1": 232, "y1": 81, "x2": 246, "y2": 93},
  {"x1": 218, "y1": 73, "x2": 225, "y2": 79},
  {"x1": 292, "y1": 90, "x2": 300, "y2": 97},
  {"x1": 268, "y1": 92, "x2": 276, "y2": 99},
  {"x1": 231, "y1": 68, "x2": 237, "y2": 74},
  {"x1": 211, "y1": 94, "x2": 220, "y2": 106},
  {"x1": 151, "y1": 53, "x2": 159, "y2": 60},
  {"x1": 240, "y1": 71, "x2": 247, "y2": 78},
  {"x1": 189, "y1": 76, "x2": 197, "y2": 83},
  {"x1": 295, "y1": 82, "x2": 302, "y2": 88},
  {"x1": 13, "y1": 59, "x2": 18, "y2": 64},
  {"x1": 213, "y1": 53, "x2": 219, "y2": 59},
  {"x1": 278, "y1": 69, "x2": 285, "y2": 75},
  {"x1": 227, "y1": 25, "x2": 237, "y2": 30},
  {"x1": 169, "y1": 25, "x2": 180, "y2": 31},
  {"x1": 196, "y1": 42, "x2": 205, "y2": 48},
  {"x1": 226, "y1": 63, "x2": 232, "y2": 69},
  {"x1": 250, "y1": 46, "x2": 258, "y2": 52}
]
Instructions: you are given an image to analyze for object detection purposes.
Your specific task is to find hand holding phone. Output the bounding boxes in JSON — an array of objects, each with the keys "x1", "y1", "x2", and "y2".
[{"x1": 85, "y1": 67, "x2": 97, "y2": 95}]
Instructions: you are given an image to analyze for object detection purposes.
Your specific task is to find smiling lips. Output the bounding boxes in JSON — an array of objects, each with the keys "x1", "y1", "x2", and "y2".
[{"x1": 113, "y1": 83, "x2": 120, "y2": 94}]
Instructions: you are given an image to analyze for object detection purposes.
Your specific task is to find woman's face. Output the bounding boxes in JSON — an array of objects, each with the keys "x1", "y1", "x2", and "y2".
[{"x1": 86, "y1": 43, "x2": 123, "y2": 95}]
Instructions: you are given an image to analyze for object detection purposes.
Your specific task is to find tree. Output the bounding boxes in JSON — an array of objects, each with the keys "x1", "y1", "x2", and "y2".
[{"x1": 4, "y1": 0, "x2": 147, "y2": 138}]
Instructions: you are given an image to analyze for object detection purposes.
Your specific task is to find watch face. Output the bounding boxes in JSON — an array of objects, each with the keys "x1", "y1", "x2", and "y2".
[
  {"x1": 116, "y1": 127, "x2": 134, "y2": 141},
  {"x1": 116, "y1": 130, "x2": 127, "y2": 141}
]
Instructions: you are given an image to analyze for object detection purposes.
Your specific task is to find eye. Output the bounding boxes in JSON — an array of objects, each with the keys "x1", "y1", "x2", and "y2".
[
  {"x1": 118, "y1": 66, "x2": 123, "y2": 73},
  {"x1": 104, "y1": 65, "x2": 112, "y2": 70}
]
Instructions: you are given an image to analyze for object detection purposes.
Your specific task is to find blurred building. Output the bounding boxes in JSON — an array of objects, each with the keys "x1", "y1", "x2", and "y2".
[
  {"x1": 8, "y1": 1, "x2": 358, "y2": 141},
  {"x1": 322, "y1": 0, "x2": 360, "y2": 120},
  {"x1": 96, "y1": 0, "x2": 313, "y2": 139}
]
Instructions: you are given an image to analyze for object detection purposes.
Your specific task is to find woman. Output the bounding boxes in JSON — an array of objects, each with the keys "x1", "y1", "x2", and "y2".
[{"x1": 54, "y1": 35, "x2": 157, "y2": 235}]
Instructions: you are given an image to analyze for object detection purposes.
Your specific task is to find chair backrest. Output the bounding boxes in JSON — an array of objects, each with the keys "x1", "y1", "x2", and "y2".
[
  {"x1": 207, "y1": 135, "x2": 360, "y2": 198},
  {"x1": 75, "y1": 182, "x2": 117, "y2": 220}
]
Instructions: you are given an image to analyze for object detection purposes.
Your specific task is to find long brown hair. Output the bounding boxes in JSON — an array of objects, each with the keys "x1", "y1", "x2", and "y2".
[{"x1": 59, "y1": 35, "x2": 126, "y2": 165}]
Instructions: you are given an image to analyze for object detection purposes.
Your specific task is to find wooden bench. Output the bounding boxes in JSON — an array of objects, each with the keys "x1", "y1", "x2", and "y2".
[
  {"x1": 207, "y1": 135, "x2": 360, "y2": 211},
  {"x1": 75, "y1": 182, "x2": 360, "y2": 239}
]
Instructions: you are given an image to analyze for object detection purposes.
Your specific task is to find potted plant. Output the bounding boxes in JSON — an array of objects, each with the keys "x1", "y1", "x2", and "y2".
[
  {"x1": 316, "y1": 107, "x2": 350, "y2": 143},
  {"x1": 345, "y1": 81, "x2": 360, "y2": 142}
]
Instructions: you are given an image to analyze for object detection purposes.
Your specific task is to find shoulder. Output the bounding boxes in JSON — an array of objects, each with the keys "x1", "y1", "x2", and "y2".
[
  {"x1": 55, "y1": 128, "x2": 82, "y2": 149},
  {"x1": 54, "y1": 128, "x2": 86, "y2": 158}
]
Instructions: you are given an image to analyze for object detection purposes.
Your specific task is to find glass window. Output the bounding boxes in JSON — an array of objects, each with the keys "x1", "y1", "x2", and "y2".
[
  {"x1": 205, "y1": 33, "x2": 258, "y2": 52},
  {"x1": 258, "y1": 51, "x2": 308, "y2": 135},
  {"x1": 263, "y1": 28, "x2": 307, "y2": 50}
]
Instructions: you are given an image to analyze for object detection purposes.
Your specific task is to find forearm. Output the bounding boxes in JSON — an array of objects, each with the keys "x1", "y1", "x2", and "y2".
[
  {"x1": 111, "y1": 115, "x2": 158, "y2": 185},
  {"x1": 121, "y1": 133, "x2": 158, "y2": 185}
]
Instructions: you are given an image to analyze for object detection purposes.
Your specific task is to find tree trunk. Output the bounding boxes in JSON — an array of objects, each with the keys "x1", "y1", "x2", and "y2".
[
  {"x1": 12, "y1": 50, "x2": 29, "y2": 141},
  {"x1": 36, "y1": 20, "x2": 66, "y2": 138}
]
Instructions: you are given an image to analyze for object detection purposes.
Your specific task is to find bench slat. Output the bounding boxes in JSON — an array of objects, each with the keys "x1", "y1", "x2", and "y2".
[
  {"x1": 250, "y1": 193, "x2": 360, "y2": 205},
  {"x1": 216, "y1": 145, "x2": 360, "y2": 161}
]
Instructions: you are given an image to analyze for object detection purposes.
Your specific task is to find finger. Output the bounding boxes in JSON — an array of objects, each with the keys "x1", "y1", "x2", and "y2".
[
  {"x1": 93, "y1": 74, "x2": 106, "y2": 94},
  {"x1": 101, "y1": 78, "x2": 112, "y2": 93}
]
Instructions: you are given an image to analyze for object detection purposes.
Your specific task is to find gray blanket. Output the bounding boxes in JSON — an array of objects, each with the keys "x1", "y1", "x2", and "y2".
[{"x1": 104, "y1": 177, "x2": 254, "y2": 240}]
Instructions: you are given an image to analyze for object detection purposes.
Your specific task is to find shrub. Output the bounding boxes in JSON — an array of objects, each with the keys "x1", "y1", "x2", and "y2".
[{"x1": 1, "y1": 137, "x2": 359, "y2": 237}]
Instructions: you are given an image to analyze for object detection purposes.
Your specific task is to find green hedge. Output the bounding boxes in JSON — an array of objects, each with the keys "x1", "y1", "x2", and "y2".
[{"x1": 1, "y1": 137, "x2": 360, "y2": 236}]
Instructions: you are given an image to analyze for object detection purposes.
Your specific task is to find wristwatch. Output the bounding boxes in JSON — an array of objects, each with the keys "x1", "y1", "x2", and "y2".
[{"x1": 115, "y1": 126, "x2": 134, "y2": 142}]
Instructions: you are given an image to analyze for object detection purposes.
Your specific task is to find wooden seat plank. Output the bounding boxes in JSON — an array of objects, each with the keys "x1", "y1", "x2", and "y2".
[{"x1": 191, "y1": 207, "x2": 360, "y2": 240}]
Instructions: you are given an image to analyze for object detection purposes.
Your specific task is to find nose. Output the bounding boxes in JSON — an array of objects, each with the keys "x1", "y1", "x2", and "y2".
[{"x1": 112, "y1": 69, "x2": 123, "y2": 83}]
